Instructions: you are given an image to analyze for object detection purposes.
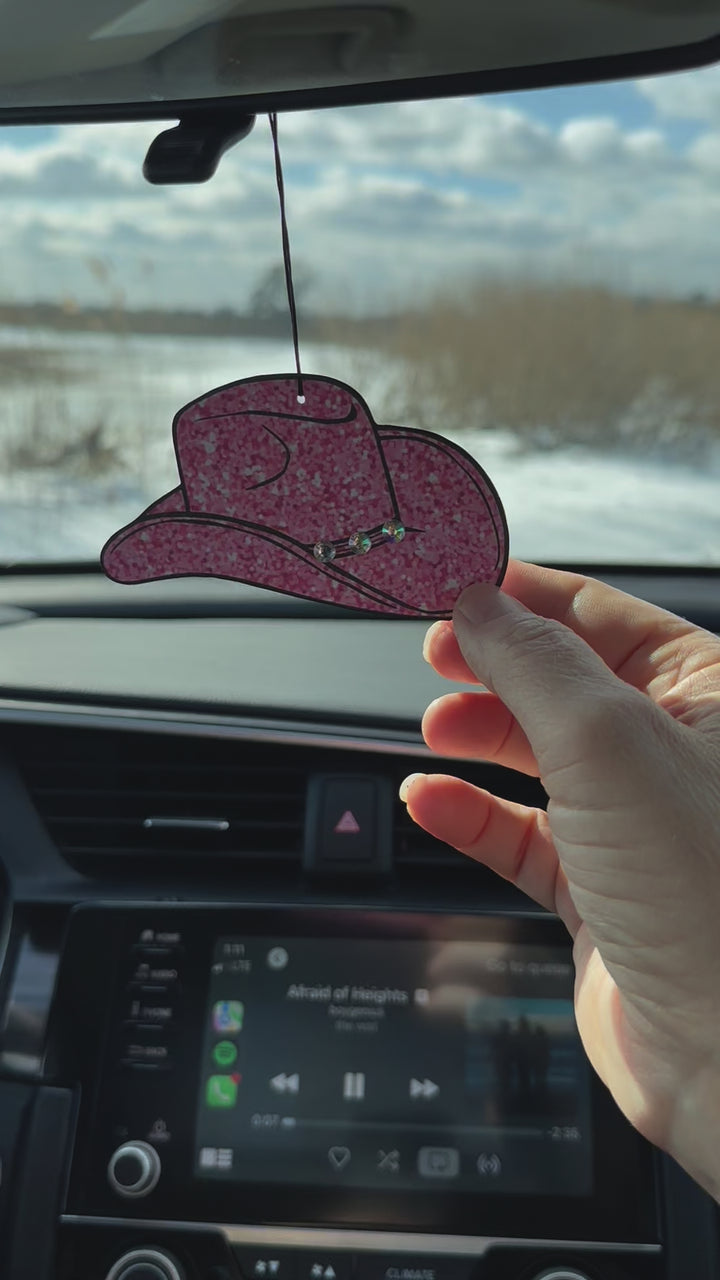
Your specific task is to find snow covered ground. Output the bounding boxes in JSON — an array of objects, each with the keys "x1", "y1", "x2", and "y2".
[{"x1": 0, "y1": 327, "x2": 718, "y2": 565}]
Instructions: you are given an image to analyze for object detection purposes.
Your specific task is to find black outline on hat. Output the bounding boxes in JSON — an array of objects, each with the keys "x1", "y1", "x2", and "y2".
[{"x1": 101, "y1": 374, "x2": 509, "y2": 620}]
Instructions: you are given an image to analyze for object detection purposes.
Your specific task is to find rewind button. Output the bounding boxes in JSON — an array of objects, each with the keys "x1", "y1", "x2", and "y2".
[{"x1": 270, "y1": 1072, "x2": 300, "y2": 1094}]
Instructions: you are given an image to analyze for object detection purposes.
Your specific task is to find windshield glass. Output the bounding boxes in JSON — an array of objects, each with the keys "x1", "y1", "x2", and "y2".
[{"x1": 1, "y1": 65, "x2": 720, "y2": 568}]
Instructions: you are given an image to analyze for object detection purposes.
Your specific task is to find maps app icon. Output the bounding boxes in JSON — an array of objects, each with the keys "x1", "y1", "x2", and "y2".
[{"x1": 213, "y1": 1001, "x2": 244, "y2": 1033}]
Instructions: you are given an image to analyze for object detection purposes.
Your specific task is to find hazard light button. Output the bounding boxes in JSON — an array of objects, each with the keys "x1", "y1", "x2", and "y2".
[{"x1": 304, "y1": 775, "x2": 393, "y2": 874}]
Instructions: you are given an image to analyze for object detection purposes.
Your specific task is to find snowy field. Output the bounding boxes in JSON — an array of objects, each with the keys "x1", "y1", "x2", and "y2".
[{"x1": 0, "y1": 326, "x2": 718, "y2": 566}]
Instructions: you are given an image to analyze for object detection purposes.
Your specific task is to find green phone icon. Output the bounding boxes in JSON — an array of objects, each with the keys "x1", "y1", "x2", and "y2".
[
  {"x1": 206, "y1": 1074, "x2": 239, "y2": 1108},
  {"x1": 213, "y1": 1040, "x2": 238, "y2": 1068}
]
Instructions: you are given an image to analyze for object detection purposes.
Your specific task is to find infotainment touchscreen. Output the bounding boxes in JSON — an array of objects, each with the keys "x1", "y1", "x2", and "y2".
[
  {"x1": 195, "y1": 931, "x2": 592, "y2": 1198},
  {"x1": 52, "y1": 906, "x2": 658, "y2": 1242}
]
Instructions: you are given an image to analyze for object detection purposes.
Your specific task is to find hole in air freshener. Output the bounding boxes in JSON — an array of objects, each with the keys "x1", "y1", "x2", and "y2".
[{"x1": 101, "y1": 114, "x2": 509, "y2": 618}]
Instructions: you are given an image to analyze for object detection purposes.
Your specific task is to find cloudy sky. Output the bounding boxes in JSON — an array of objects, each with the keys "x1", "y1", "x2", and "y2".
[{"x1": 2, "y1": 62, "x2": 720, "y2": 312}]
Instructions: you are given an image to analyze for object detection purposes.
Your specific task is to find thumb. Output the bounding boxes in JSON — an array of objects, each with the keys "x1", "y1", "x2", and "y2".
[{"x1": 453, "y1": 583, "x2": 660, "y2": 786}]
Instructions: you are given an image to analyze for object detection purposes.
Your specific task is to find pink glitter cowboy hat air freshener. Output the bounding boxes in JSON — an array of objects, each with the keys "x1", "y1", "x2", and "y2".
[
  {"x1": 101, "y1": 116, "x2": 509, "y2": 617},
  {"x1": 101, "y1": 373, "x2": 508, "y2": 619}
]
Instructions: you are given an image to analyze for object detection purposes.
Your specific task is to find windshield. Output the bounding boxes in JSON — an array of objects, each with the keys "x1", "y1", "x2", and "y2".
[{"x1": 1, "y1": 65, "x2": 720, "y2": 569}]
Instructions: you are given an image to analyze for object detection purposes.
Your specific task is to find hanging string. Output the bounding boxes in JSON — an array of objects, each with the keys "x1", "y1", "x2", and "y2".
[{"x1": 268, "y1": 112, "x2": 304, "y2": 401}]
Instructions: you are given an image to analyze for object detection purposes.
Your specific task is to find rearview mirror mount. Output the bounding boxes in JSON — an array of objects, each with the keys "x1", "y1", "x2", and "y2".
[{"x1": 0, "y1": 0, "x2": 719, "y2": 124}]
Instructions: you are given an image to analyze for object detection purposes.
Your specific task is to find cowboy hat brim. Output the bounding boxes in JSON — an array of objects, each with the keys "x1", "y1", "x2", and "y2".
[{"x1": 101, "y1": 427, "x2": 508, "y2": 619}]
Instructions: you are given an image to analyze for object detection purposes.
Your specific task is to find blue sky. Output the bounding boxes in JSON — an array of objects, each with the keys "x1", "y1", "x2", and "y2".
[
  {"x1": 1, "y1": 65, "x2": 720, "y2": 310},
  {"x1": 496, "y1": 80, "x2": 702, "y2": 149}
]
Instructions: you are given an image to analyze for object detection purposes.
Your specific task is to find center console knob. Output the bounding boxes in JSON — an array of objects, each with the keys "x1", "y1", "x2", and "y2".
[
  {"x1": 532, "y1": 1271, "x2": 591, "y2": 1280},
  {"x1": 107, "y1": 1141, "x2": 161, "y2": 1198},
  {"x1": 105, "y1": 1248, "x2": 184, "y2": 1280}
]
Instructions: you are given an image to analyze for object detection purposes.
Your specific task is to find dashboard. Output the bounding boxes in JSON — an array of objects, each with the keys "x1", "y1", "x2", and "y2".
[{"x1": 0, "y1": 567, "x2": 718, "y2": 1280}]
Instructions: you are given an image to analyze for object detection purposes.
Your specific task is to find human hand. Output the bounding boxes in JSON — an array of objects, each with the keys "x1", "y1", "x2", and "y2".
[{"x1": 401, "y1": 561, "x2": 720, "y2": 1200}]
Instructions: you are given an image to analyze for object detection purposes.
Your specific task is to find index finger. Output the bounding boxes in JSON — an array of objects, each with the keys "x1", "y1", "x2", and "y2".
[{"x1": 427, "y1": 560, "x2": 699, "y2": 696}]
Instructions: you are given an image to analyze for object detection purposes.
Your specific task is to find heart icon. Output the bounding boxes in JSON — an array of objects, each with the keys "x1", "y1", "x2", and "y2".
[{"x1": 328, "y1": 1146, "x2": 351, "y2": 1171}]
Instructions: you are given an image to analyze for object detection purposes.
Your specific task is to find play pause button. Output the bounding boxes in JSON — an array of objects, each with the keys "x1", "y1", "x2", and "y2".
[{"x1": 343, "y1": 1071, "x2": 365, "y2": 1100}]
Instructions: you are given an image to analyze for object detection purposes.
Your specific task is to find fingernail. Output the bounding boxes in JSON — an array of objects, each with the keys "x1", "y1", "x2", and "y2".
[
  {"x1": 399, "y1": 773, "x2": 425, "y2": 803},
  {"x1": 422, "y1": 622, "x2": 443, "y2": 663},
  {"x1": 455, "y1": 582, "x2": 498, "y2": 625}
]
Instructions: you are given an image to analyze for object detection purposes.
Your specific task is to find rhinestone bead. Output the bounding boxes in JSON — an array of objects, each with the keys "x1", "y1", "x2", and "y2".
[
  {"x1": 348, "y1": 532, "x2": 372, "y2": 555},
  {"x1": 313, "y1": 540, "x2": 336, "y2": 564},
  {"x1": 382, "y1": 519, "x2": 406, "y2": 544}
]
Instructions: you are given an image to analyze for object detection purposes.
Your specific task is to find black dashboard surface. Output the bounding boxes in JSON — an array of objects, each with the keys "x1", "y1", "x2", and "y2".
[
  {"x1": 0, "y1": 615, "x2": 447, "y2": 724},
  {"x1": 0, "y1": 568, "x2": 715, "y2": 726}
]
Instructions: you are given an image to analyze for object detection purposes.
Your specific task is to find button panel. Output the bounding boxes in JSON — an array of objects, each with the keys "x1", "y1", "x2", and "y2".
[
  {"x1": 59, "y1": 1226, "x2": 665, "y2": 1280},
  {"x1": 235, "y1": 1255, "x2": 478, "y2": 1280},
  {"x1": 96, "y1": 923, "x2": 189, "y2": 1195},
  {"x1": 231, "y1": 1249, "x2": 659, "y2": 1280},
  {"x1": 120, "y1": 926, "x2": 186, "y2": 1074}
]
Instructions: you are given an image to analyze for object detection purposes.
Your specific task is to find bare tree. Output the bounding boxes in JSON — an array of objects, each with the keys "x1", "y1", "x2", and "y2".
[{"x1": 249, "y1": 261, "x2": 315, "y2": 321}]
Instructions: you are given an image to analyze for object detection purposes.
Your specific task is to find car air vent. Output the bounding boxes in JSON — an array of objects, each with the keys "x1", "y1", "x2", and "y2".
[
  {"x1": 9, "y1": 725, "x2": 309, "y2": 876},
  {"x1": 392, "y1": 765, "x2": 548, "y2": 875},
  {"x1": 5, "y1": 722, "x2": 547, "y2": 883},
  {"x1": 393, "y1": 802, "x2": 468, "y2": 869}
]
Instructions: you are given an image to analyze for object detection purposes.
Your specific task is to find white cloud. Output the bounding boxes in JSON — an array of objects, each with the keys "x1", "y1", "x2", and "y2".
[
  {"x1": 636, "y1": 64, "x2": 720, "y2": 120},
  {"x1": 559, "y1": 117, "x2": 669, "y2": 166},
  {"x1": 277, "y1": 99, "x2": 558, "y2": 176},
  {"x1": 690, "y1": 129, "x2": 720, "y2": 168},
  {"x1": 2, "y1": 75, "x2": 720, "y2": 312}
]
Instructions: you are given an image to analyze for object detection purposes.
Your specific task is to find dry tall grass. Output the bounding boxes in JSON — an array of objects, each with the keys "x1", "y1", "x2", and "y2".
[
  {"x1": 2, "y1": 281, "x2": 720, "y2": 474},
  {"x1": 365, "y1": 283, "x2": 720, "y2": 454},
  {"x1": 0, "y1": 347, "x2": 76, "y2": 387}
]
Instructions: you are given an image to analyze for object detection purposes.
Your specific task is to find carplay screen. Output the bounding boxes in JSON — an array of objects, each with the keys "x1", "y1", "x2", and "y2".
[{"x1": 194, "y1": 931, "x2": 592, "y2": 1197}]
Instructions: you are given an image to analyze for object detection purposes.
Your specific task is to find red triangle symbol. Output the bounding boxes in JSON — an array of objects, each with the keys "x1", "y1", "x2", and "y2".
[{"x1": 334, "y1": 809, "x2": 361, "y2": 835}]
